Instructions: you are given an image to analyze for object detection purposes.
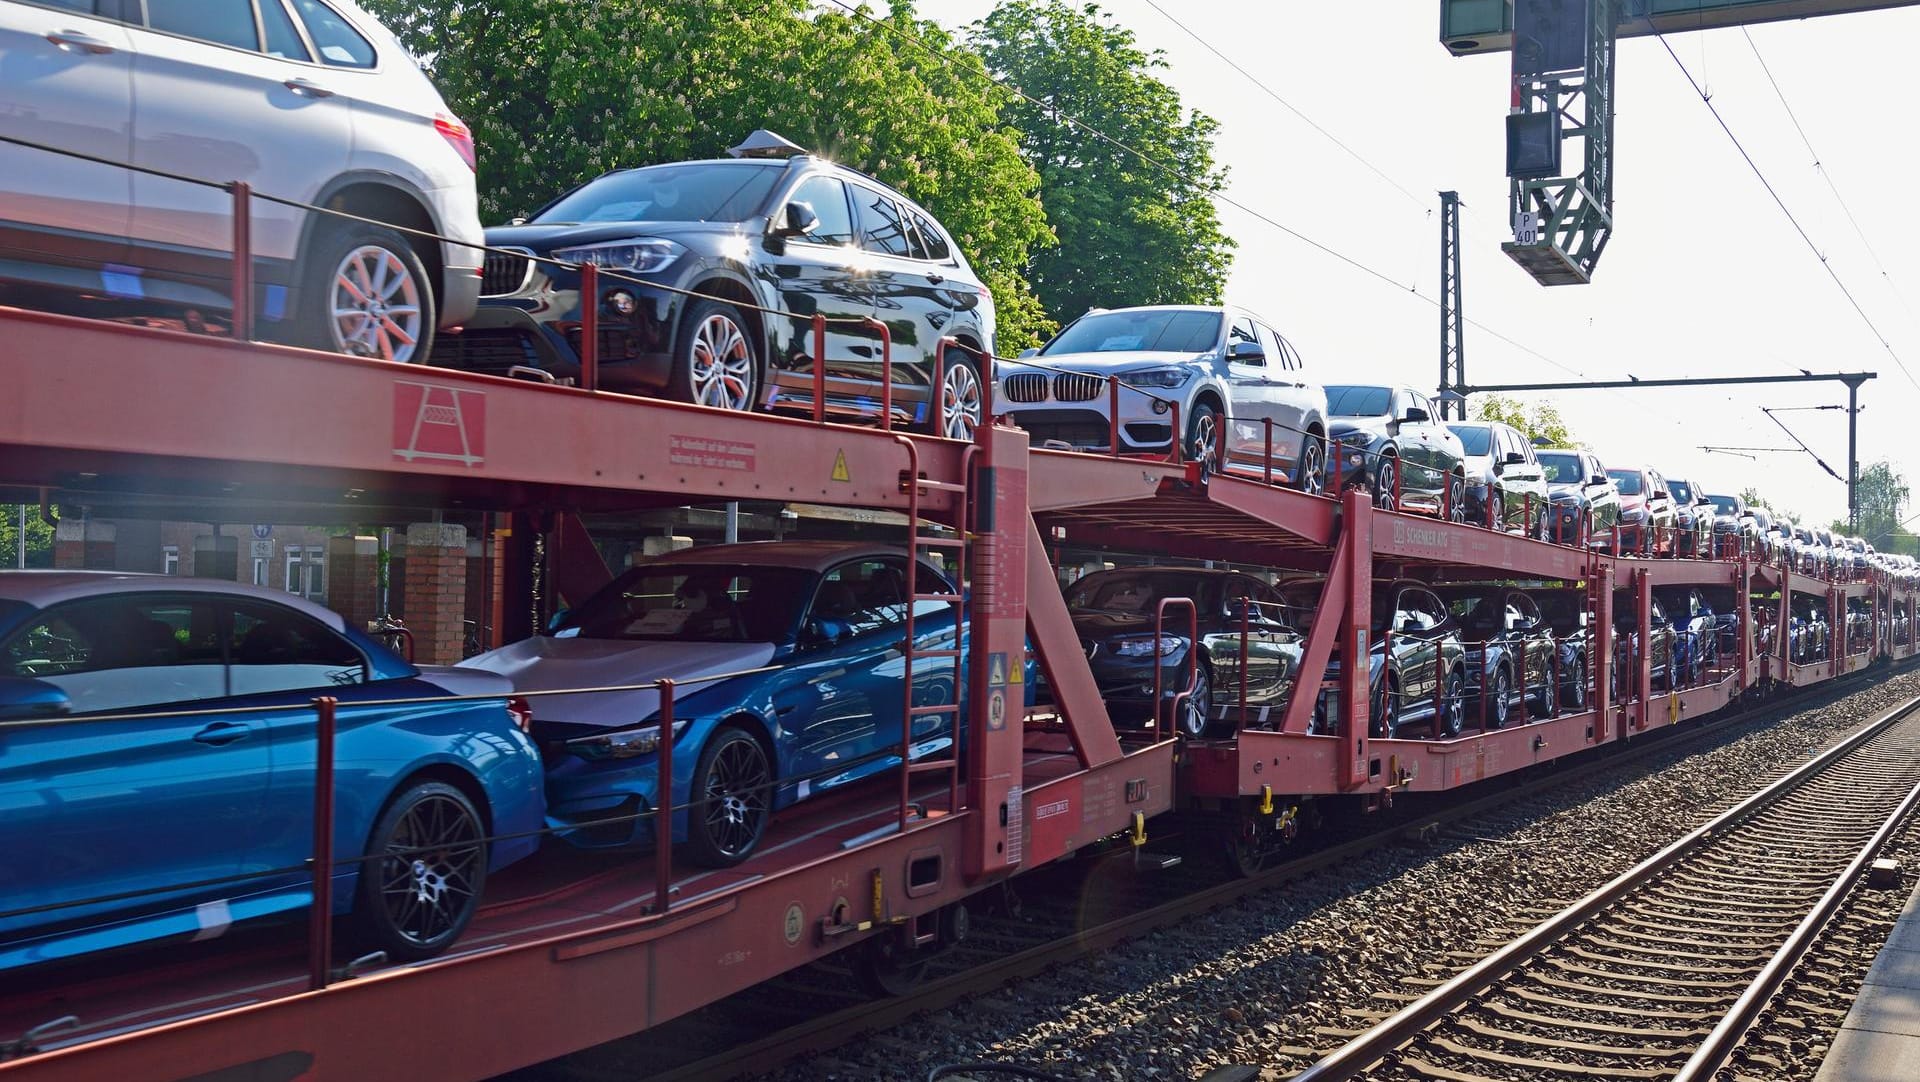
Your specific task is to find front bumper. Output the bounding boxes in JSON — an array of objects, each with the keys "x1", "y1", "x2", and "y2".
[
  {"x1": 432, "y1": 262, "x2": 680, "y2": 388},
  {"x1": 997, "y1": 381, "x2": 1185, "y2": 452}
]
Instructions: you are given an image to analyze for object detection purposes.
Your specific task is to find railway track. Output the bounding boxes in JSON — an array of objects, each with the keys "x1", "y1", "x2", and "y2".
[{"x1": 1291, "y1": 690, "x2": 1920, "y2": 1082}]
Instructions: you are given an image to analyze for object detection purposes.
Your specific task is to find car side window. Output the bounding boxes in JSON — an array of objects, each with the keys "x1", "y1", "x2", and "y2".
[
  {"x1": 812, "y1": 559, "x2": 910, "y2": 637},
  {"x1": 288, "y1": 0, "x2": 375, "y2": 68},
  {"x1": 1254, "y1": 324, "x2": 1283, "y2": 368},
  {"x1": 145, "y1": 0, "x2": 258, "y2": 50},
  {"x1": 854, "y1": 187, "x2": 912, "y2": 257},
  {"x1": 259, "y1": 0, "x2": 310, "y2": 61},
  {"x1": 1228, "y1": 317, "x2": 1257, "y2": 355},
  {"x1": 788, "y1": 175, "x2": 854, "y2": 246},
  {"x1": 908, "y1": 208, "x2": 950, "y2": 261},
  {"x1": 29, "y1": 1, "x2": 104, "y2": 13},
  {"x1": 1, "y1": 596, "x2": 225, "y2": 712},
  {"x1": 228, "y1": 600, "x2": 366, "y2": 695}
]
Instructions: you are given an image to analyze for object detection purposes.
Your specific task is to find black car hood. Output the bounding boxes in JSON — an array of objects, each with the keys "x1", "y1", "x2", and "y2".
[
  {"x1": 1329, "y1": 416, "x2": 1390, "y2": 442},
  {"x1": 1547, "y1": 482, "x2": 1588, "y2": 501},
  {"x1": 484, "y1": 219, "x2": 761, "y2": 253},
  {"x1": 1071, "y1": 610, "x2": 1178, "y2": 638}
]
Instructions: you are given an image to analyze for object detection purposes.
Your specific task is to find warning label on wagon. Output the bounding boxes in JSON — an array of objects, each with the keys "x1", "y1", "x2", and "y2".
[{"x1": 668, "y1": 434, "x2": 756, "y2": 471}]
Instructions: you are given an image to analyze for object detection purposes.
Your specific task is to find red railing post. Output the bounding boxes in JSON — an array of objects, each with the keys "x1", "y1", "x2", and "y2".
[
  {"x1": 1151, "y1": 598, "x2": 1198, "y2": 739},
  {"x1": 1108, "y1": 376, "x2": 1121, "y2": 456},
  {"x1": 1331, "y1": 440, "x2": 1343, "y2": 491},
  {"x1": 1433, "y1": 646, "x2": 1445, "y2": 738},
  {"x1": 1168, "y1": 400, "x2": 1184, "y2": 466},
  {"x1": 308, "y1": 695, "x2": 337, "y2": 992},
  {"x1": 230, "y1": 180, "x2": 253, "y2": 343},
  {"x1": 1238, "y1": 598, "x2": 1251, "y2": 729},
  {"x1": 655, "y1": 679, "x2": 675, "y2": 915},
  {"x1": 1216, "y1": 405, "x2": 1230, "y2": 472},
  {"x1": 1263, "y1": 419, "x2": 1274, "y2": 485},
  {"x1": 578, "y1": 263, "x2": 599, "y2": 392},
  {"x1": 1550, "y1": 641, "x2": 1562, "y2": 718},
  {"x1": 1480, "y1": 647, "x2": 1490, "y2": 729},
  {"x1": 1394, "y1": 457, "x2": 1404, "y2": 511},
  {"x1": 811, "y1": 315, "x2": 827, "y2": 423},
  {"x1": 1487, "y1": 488, "x2": 1497, "y2": 530}
]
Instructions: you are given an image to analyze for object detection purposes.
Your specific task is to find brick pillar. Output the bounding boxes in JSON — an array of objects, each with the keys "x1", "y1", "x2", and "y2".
[
  {"x1": 402, "y1": 523, "x2": 467, "y2": 665},
  {"x1": 328, "y1": 535, "x2": 380, "y2": 632},
  {"x1": 53, "y1": 518, "x2": 115, "y2": 568}
]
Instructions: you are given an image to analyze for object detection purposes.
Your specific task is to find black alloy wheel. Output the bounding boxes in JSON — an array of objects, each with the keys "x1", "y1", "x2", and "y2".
[
  {"x1": 353, "y1": 780, "x2": 487, "y2": 961},
  {"x1": 1447, "y1": 473, "x2": 1468, "y2": 523},
  {"x1": 685, "y1": 726, "x2": 773, "y2": 867},
  {"x1": 1374, "y1": 456, "x2": 1399, "y2": 512}
]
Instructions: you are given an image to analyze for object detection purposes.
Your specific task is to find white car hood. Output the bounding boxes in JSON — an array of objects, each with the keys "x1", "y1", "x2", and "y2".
[
  {"x1": 1005, "y1": 350, "x2": 1210, "y2": 376},
  {"x1": 460, "y1": 636, "x2": 778, "y2": 729}
]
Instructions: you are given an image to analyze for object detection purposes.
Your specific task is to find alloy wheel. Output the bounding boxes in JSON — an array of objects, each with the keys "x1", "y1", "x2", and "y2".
[
  {"x1": 703, "y1": 736, "x2": 772, "y2": 859},
  {"x1": 688, "y1": 313, "x2": 756, "y2": 411},
  {"x1": 940, "y1": 360, "x2": 983, "y2": 440},
  {"x1": 330, "y1": 244, "x2": 424, "y2": 362},
  {"x1": 375, "y1": 791, "x2": 484, "y2": 949},
  {"x1": 1295, "y1": 437, "x2": 1326, "y2": 494},
  {"x1": 1375, "y1": 459, "x2": 1398, "y2": 511}
]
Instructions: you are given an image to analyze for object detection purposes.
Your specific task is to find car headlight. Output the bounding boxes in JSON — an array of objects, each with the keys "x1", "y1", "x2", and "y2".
[
  {"x1": 1118, "y1": 366, "x2": 1193, "y2": 389},
  {"x1": 1621, "y1": 507, "x2": 1648, "y2": 523},
  {"x1": 1110, "y1": 635, "x2": 1185, "y2": 658},
  {"x1": 566, "y1": 719, "x2": 690, "y2": 761},
  {"x1": 553, "y1": 238, "x2": 686, "y2": 275}
]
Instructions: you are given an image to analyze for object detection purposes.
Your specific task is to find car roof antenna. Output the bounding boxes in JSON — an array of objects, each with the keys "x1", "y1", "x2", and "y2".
[{"x1": 728, "y1": 130, "x2": 808, "y2": 160}]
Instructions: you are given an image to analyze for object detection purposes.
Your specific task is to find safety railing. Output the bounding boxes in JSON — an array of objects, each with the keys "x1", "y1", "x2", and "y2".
[
  {"x1": 0, "y1": 660, "x2": 980, "y2": 1002},
  {"x1": 1149, "y1": 597, "x2": 1199, "y2": 740}
]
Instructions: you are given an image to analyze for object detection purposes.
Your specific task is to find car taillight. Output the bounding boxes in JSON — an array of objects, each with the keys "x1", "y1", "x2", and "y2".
[
  {"x1": 507, "y1": 696, "x2": 533, "y2": 733},
  {"x1": 435, "y1": 112, "x2": 477, "y2": 171}
]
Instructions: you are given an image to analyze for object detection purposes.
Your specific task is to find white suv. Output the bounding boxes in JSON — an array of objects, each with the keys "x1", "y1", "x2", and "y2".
[{"x1": 0, "y1": 0, "x2": 482, "y2": 362}]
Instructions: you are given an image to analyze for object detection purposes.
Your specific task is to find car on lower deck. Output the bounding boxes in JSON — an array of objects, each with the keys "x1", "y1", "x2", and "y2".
[
  {"x1": 432, "y1": 133, "x2": 992, "y2": 439},
  {"x1": 1313, "y1": 581, "x2": 1468, "y2": 739},
  {"x1": 463, "y1": 541, "x2": 962, "y2": 867},
  {"x1": 0, "y1": 572, "x2": 543, "y2": 972},
  {"x1": 1521, "y1": 587, "x2": 1596, "y2": 711},
  {"x1": 995, "y1": 305, "x2": 1328, "y2": 489},
  {"x1": 1061, "y1": 566, "x2": 1304, "y2": 737},
  {"x1": 0, "y1": 0, "x2": 483, "y2": 363},
  {"x1": 1436, "y1": 585, "x2": 1557, "y2": 727},
  {"x1": 1611, "y1": 589, "x2": 1676, "y2": 697},
  {"x1": 1326, "y1": 385, "x2": 1467, "y2": 518}
]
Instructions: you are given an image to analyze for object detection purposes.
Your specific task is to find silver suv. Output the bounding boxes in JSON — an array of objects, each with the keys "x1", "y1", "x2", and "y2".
[
  {"x1": 995, "y1": 305, "x2": 1329, "y2": 490},
  {"x1": 0, "y1": 0, "x2": 482, "y2": 362}
]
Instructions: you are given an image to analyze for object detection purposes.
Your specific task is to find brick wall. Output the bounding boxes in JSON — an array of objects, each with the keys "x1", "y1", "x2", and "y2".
[
  {"x1": 402, "y1": 522, "x2": 467, "y2": 665},
  {"x1": 53, "y1": 519, "x2": 114, "y2": 569},
  {"x1": 328, "y1": 535, "x2": 381, "y2": 634}
]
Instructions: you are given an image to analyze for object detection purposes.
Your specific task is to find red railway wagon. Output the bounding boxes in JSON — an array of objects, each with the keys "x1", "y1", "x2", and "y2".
[{"x1": 1, "y1": 301, "x2": 1914, "y2": 1080}]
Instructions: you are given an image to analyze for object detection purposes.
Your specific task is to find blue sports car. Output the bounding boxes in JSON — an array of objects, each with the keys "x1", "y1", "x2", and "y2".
[
  {"x1": 0, "y1": 573, "x2": 545, "y2": 972},
  {"x1": 464, "y1": 541, "x2": 961, "y2": 866}
]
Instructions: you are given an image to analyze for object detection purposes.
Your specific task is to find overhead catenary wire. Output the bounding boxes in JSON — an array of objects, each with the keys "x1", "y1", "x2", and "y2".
[{"x1": 1650, "y1": 25, "x2": 1919, "y2": 392}]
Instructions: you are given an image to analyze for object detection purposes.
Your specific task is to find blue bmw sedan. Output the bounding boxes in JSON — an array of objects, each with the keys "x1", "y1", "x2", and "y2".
[
  {"x1": 463, "y1": 541, "x2": 961, "y2": 866},
  {"x1": 0, "y1": 573, "x2": 544, "y2": 971}
]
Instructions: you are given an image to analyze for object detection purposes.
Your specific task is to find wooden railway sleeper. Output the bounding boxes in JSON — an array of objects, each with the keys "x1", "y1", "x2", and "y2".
[{"x1": 1450, "y1": 1017, "x2": 1695, "y2": 1058}]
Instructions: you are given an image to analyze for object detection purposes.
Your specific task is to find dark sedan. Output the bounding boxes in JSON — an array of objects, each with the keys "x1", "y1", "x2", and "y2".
[
  {"x1": 1537, "y1": 448, "x2": 1621, "y2": 550},
  {"x1": 435, "y1": 132, "x2": 993, "y2": 438},
  {"x1": 1706, "y1": 492, "x2": 1759, "y2": 558},
  {"x1": 1448, "y1": 421, "x2": 1549, "y2": 537},
  {"x1": 1523, "y1": 588, "x2": 1596, "y2": 711},
  {"x1": 1314, "y1": 580, "x2": 1468, "y2": 738},
  {"x1": 1612, "y1": 590, "x2": 1676, "y2": 698},
  {"x1": 1438, "y1": 586, "x2": 1557, "y2": 727},
  {"x1": 1326, "y1": 385, "x2": 1467, "y2": 519},
  {"x1": 1065, "y1": 567, "x2": 1303, "y2": 737},
  {"x1": 1665, "y1": 477, "x2": 1716, "y2": 559}
]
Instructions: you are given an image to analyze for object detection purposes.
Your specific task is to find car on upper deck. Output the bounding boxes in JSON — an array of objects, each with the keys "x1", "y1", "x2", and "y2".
[
  {"x1": 1664, "y1": 476, "x2": 1715, "y2": 559},
  {"x1": 1607, "y1": 465, "x2": 1676, "y2": 556},
  {"x1": 995, "y1": 305, "x2": 1328, "y2": 488},
  {"x1": 1706, "y1": 491, "x2": 1759, "y2": 558},
  {"x1": 464, "y1": 540, "x2": 963, "y2": 867},
  {"x1": 1535, "y1": 447, "x2": 1620, "y2": 550},
  {"x1": 1326, "y1": 385, "x2": 1466, "y2": 518},
  {"x1": 1447, "y1": 421, "x2": 1548, "y2": 537},
  {"x1": 432, "y1": 131, "x2": 993, "y2": 439},
  {"x1": 0, "y1": 571, "x2": 542, "y2": 972},
  {"x1": 0, "y1": 0, "x2": 483, "y2": 362}
]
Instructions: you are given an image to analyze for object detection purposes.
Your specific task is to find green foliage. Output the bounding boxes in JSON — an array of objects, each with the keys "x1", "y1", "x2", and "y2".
[
  {"x1": 1841, "y1": 460, "x2": 1910, "y2": 543},
  {"x1": 972, "y1": 0, "x2": 1233, "y2": 326},
  {"x1": 1472, "y1": 394, "x2": 1577, "y2": 448},
  {"x1": 0, "y1": 506, "x2": 53, "y2": 569},
  {"x1": 1739, "y1": 487, "x2": 1774, "y2": 514},
  {"x1": 361, "y1": 0, "x2": 1057, "y2": 349}
]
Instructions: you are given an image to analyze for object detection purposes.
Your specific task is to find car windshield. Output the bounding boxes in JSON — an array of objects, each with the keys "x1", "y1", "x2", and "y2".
[
  {"x1": 1067, "y1": 570, "x2": 1216, "y2": 615},
  {"x1": 554, "y1": 563, "x2": 812, "y2": 642},
  {"x1": 1448, "y1": 426, "x2": 1492, "y2": 455},
  {"x1": 1538, "y1": 452, "x2": 1582, "y2": 482},
  {"x1": 1607, "y1": 469, "x2": 1644, "y2": 495},
  {"x1": 1326, "y1": 386, "x2": 1392, "y2": 418},
  {"x1": 1709, "y1": 495, "x2": 1737, "y2": 514},
  {"x1": 535, "y1": 162, "x2": 785, "y2": 224},
  {"x1": 1668, "y1": 480, "x2": 1694, "y2": 502},
  {"x1": 1041, "y1": 310, "x2": 1222, "y2": 356}
]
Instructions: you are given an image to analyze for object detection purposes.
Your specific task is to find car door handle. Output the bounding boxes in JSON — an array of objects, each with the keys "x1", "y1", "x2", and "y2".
[
  {"x1": 193, "y1": 722, "x2": 251, "y2": 746},
  {"x1": 47, "y1": 29, "x2": 114, "y2": 54},
  {"x1": 284, "y1": 78, "x2": 335, "y2": 98}
]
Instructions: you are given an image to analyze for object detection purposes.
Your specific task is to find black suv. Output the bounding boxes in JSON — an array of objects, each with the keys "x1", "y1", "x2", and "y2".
[{"x1": 435, "y1": 132, "x2": 995, "y2": 437}]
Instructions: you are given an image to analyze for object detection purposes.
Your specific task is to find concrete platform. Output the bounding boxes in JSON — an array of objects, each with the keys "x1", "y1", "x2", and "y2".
[{"x1": 1813, "y1": 876, "x2": 1920, "y2": 1082}]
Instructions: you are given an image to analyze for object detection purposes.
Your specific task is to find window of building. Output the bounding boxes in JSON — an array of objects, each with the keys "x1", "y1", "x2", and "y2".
[{"x1": 162, "y1": 545, "x2": 179, "y2": 576}]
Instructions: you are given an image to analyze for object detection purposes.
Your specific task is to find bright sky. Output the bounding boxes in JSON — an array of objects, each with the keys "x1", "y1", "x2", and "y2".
[{"x1": 930, "y1": 1, "x2": 1920, "y2": 534}]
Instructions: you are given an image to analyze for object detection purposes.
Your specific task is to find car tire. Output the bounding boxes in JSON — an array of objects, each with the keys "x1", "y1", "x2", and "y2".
[
  {"x1": 1488, "y1": 664, "x2": 1512, "y2": 729},
  {"x1": 1187, "y1": 401, "x2": 1221, "y2": 473},
  {"x1": 1370, "y1": 673, "x2": 1397, "y2": 738},
  {"x1": 292, "y1": 221, "x2": 436, "y2": 363},
  {"x1": 685, "y1": 725, "x2": 773, "y2": 867},
  {"x1": 672, "y1": 299, "x2": 759, "y2": 412},
  {"x1": 1447, "y1": 473, "x2": 1468, "y2": 523},
  {"x1": 1440, "y1": 669, "x2": 1466, "y2": 737},
  {"x1": 1180, "y1": 664, "x2": 1214, "y2": 738},
  {"x1": 1294, "y1": 433, "x2": 1327, "y2": 495},
  {"x1": 922, "y1": 344, "x2": 984, "y2": 440},
  {"x1": 1374, "y1": 455, "x2": 1398, "y2": 512},
  {"x1": 1488, "y1": 491, "x2": 1505, "y2": 532},
  {"x1": 350, "y1": 780, "x2": 487, "y2": 962},
  {"x1": 1564, "y1": 652, "x2": 1589, "y2": 711}
]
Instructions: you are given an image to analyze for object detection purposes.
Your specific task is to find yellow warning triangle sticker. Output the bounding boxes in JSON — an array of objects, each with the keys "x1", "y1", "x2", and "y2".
[{"x1": 831, "y1": 449, "x2": 850, "y2": 483}]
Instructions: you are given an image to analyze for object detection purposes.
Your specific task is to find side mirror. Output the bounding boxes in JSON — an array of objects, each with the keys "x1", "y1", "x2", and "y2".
[
  {"x1": 509, "y1": 215, "x2": 528, "y2": 226},
  {"x1": 1017, "y1": 347, "x2": 1040, "y2": 358},
  {"x1": 0, "y1": 676, "x2": 72, "y2": 721},
  {"x1": 1227, "y1": 341, "x2": 1266, "y2": 362},
  {"x1": 1400, "y1": 617, "x2": 1421, "y2": 634},
  {"x1": 1590, "y1": 474, "x2": 1608, "y2": 485},
  {"x1": 802, "y1": 617, "x2": 850, "y2": 649},
  {"x1": 1503, "y1": 451, "x2": 1526, "y2": 465},
  {"x1": 1401, "y1": 407, "x2": 1430, "y2": 423},
  {"x1": 545, "y1": 608, "x2": 571, "y2": 632},
  {"x1": 771, "y1": 200, "x2": 819, "y2": 238}
]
